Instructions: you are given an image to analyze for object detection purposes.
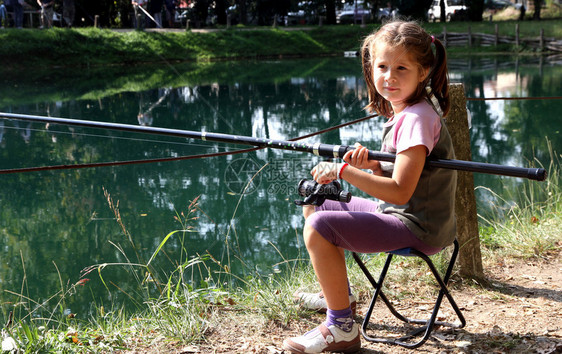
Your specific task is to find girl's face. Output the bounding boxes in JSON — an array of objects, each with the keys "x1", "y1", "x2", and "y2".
[{"x1": 372, "y1": 42, "x2": 428, "y2": 115}]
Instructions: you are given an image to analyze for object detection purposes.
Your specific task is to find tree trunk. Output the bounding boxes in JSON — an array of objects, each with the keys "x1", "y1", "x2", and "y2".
[
  {"x1": 239, "y1": 0, "x2": 247, "y2": 25},
  {"x1": 439, "y1": 0, "x2": 446, "y2": 22},
  {"x1": 325, "y1": 0, "x2": 337, "y2": 25},
  {"x1": 533, "y1": 0, "x2": 541, "y2": 20},
  {"x1": 446, "y1": 83, "x2": 485, "y2": 280},
  {"x1": 397, "y1": 0, "x2": 433, "y2": 21},
  {"x1": 216, "y1": 0, "x2": 227, "y2": 25},
  {"x1": 466, "y1": 0, "x2": 484, "y2": 21}
]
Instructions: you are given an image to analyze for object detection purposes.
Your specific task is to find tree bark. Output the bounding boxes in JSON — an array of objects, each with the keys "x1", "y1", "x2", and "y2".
[
  {"x1": 466, "y1": 0, "x2": 484, "y2": 21},
  {"x1": 215, "y1": 0, "x2": 227, "y2": 25},
  {"x1": 446, "y1": 83, "x2": 485, "y2": 280},
  {"x1": 325, "y1": 0, "x2": 337, "y2": 25},
  {"x1": 533, "y1": 0, "x2": 541, "y2": 20},
  {"x1": 238, "y1": 0, "x2": 247, "y2": 25}
]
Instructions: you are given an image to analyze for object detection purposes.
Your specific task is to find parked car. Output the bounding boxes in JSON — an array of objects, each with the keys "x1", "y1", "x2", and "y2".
[
  {"x1": 484, "y1": 0, "x2": 513, "y2": 10},
  {"x1": 285, "y1": 9, "x2": 307, "y2": 25},
  {"x1": 374, "y1": 7, "x2": 391, "y2": 22},
  {"x1": 427, "y1": 0, "x2": 467, "y2": 22},
  {"x1": 285, "y1": 1, "x2": 321, "y2": 25},
  {"x1": 336, "y1": 1, "x2": 371, "y2": 24}
]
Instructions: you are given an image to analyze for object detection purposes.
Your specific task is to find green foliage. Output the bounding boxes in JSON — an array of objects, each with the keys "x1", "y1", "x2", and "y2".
[
  {"x1": 478, "y1": 146, "x2": 562, "y2": 259},
  {"x1": 424, "y1": 19, "x2": 562, "y2": 38},
  {"x1": 480, "y1": 225, "x2": 501, "y2": 249},
  {"x1": 2, "y1": 158, "x2": 561, "y2": 351},
  {"x1": 2, "y1": 21, "x2": 560, "y2": 70}
]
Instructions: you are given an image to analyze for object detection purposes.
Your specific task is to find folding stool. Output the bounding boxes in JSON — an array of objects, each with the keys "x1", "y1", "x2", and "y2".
[{"x1": 351, "y1": 239, "x2": 466, "y2": 349}]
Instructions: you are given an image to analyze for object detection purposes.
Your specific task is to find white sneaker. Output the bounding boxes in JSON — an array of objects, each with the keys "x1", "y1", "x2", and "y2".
[
  {"x1": 294, "y1": 291, "x2": 357, "y2": 315},
  {"x1": 283, "y1": 322, "x2": 361, "y2": 353}
]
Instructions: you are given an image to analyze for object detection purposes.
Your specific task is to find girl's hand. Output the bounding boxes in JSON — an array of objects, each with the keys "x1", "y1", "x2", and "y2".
[
  {"x1": 343, "y1": 143, "x2": 382, "y2": 175},
  {"x1": 311, "y1": 161, "x2": 346, "y2": 184}
]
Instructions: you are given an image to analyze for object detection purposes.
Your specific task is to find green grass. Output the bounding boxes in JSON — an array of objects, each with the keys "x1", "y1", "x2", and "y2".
[
  {"x1": 2, "y1": 150, "x2": 559, "y2": 352},
  {"x1": 478, "y1": 146, "x2": 561, "y2": 260},
  {"x1": 0, "y1": 20, "x2": 560, "y2": 70},
  {"x1": 425, "y1": 18, "x2": 562, "y2": 38}
]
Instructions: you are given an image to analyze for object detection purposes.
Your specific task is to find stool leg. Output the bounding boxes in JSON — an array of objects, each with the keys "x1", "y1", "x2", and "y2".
[
  {"x1": 352, "y1": 253, "x2": 409, "y2": 323},
  {"x1": 352, "y1": 240, "x2": 466, "y2": 349},
  {"x1": 411, "y1": 241, "x2": 466, "y2": 330}
]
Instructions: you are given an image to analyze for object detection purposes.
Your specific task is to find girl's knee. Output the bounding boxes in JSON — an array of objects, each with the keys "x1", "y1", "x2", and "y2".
[
  {"x1": 303, "y1": 223, "x2": 328, "y2": 249},
  {"x1": 303, "y1": 223, "x2": 317, "y2": 244},
  {"x1": 302, "y1": 205, "x2": 315, "y2": 219}
]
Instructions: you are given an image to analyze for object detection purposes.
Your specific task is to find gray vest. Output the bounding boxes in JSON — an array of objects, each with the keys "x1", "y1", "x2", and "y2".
[{"x1": 378, "y1": 118, "x2": 457, "y2": 248}]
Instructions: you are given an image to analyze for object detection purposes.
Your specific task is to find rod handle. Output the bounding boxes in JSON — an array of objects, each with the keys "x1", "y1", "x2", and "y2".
[{"x1": 331, "y1": 145, "x2": 547, "y2": 181}]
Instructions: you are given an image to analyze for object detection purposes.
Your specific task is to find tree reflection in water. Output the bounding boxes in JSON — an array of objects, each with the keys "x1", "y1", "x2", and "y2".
[{"x1": 0, "y1": 55, "x2": 559, "y2": 321}]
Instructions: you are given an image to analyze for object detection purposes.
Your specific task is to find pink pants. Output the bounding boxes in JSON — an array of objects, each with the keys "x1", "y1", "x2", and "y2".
[{"x1": 306, "y1": 197, "x2": 442, "y2": 255}]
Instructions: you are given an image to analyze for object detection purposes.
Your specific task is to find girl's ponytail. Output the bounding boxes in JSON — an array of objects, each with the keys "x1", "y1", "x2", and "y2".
[{"x1": 429, "y1": 38, "x2": 450, "y2": 117}]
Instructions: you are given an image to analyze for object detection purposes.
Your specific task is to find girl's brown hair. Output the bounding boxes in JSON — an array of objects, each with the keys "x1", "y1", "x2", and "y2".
[{"x1": 361, "y1": 20, "x2": 450, "y2": 117}]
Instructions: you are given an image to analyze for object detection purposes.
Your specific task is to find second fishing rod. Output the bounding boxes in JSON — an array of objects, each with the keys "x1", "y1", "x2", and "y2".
[{"x1": 0, "y1": 112, "x2": 547, "y2": 181}]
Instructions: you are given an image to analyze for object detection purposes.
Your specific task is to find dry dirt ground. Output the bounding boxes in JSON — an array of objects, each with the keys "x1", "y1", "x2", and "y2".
[{"x1": 130, "y1": 252, "x2": 562, "y2": 354}]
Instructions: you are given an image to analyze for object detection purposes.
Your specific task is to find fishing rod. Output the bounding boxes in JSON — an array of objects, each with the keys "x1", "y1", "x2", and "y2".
[
  {"x1": 0, "y1": 112, "x2": 547, "y2": 181},
  {"x1": 133, "y1": 2, "x2": 163, "y2": 29}
]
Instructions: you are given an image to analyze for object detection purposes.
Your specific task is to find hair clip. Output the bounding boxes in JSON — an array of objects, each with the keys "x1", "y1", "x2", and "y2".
[{"x1": 431, "y1": 35, "x2": 435, "y2": 43}]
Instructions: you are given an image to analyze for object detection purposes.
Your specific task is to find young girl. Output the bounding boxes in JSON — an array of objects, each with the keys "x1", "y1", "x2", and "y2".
[{"x1": 283, "y1": 20, "x2": 456, "y2": 353}]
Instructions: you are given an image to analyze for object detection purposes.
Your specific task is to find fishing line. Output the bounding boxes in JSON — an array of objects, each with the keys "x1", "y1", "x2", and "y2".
[
  {"x1": 466, "y1": 96, "x2": 562, "y2": 101},
  {"x1": 0, "y1": 113, "x2": 379, "y2": 174},
  {"x1": 0, "y1": 146, "x2": 260, "y2": 174},
  {"x1": 1, "y1": 124, "x2": 236, "y2": 150}
]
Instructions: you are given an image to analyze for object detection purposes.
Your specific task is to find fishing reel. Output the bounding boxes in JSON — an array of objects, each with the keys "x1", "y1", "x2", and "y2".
[{"x1": 294, "y1": 179, "x2": 352, "y2": 207}]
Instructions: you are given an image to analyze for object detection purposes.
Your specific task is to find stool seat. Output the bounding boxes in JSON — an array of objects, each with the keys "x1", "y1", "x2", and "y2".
[
  {"x1": 388, "y1": 247, "x2": 416, "y2": 256},
  {"x1": 351, "y1": 239, "x2": 466, "y2": 349}
]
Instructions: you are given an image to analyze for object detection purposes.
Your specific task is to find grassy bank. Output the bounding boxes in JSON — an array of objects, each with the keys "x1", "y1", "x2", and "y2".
[
  {"x1": 1, "y1": 153, "x2": 560, "y2": 352},
  {"x1": 0, "y1": 20, "x2": 561, "y2": 70}
]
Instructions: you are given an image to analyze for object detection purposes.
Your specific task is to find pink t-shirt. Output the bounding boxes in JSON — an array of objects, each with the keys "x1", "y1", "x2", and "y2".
[
  {"x1": 381, "y1": 101, "x2": 442, "y2": 156},
  {"x1": 378, "y1": 100, "x2": 457, "y2": 248}
]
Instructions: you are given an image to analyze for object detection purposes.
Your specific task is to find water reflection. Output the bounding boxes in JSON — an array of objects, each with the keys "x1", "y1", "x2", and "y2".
[
  {"x1": 453, "y1": 54, "x2": 562, "y2": 217},
  {"x1": 0, "y1": 55, "x2": 560, "y2": 321}
]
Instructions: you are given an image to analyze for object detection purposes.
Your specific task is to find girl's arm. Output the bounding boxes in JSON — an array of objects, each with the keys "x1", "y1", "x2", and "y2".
[
  {"x1": 343, "y1": 145, "x2": 426, "y2": 205},
  {"x1": 311, "y1": 144, "x2": 426, "y2": 205}
]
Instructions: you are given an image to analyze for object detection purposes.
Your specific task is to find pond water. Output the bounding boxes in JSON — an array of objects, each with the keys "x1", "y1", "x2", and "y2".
[{"x1": 0, "y1": 54, "x2": 560, "y2": 322}]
